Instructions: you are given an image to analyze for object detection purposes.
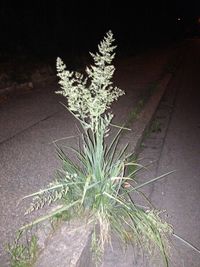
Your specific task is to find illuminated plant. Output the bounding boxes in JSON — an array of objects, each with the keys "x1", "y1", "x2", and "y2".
[{"x1": 22, "y1": 31, "x2": 172, "y2": 266}]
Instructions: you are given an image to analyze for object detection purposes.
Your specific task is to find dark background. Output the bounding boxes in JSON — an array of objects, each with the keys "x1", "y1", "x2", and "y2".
[{"x1": 0, "y1": 0, "x2": 199, "y2": 60}]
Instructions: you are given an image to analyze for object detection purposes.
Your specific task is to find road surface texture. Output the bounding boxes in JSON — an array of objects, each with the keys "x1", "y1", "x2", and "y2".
[
  {"x1": 0, "y1": 44, "x2": 181, "y2": 266},
  {"x1": 112, "y1": 38, "x2": 200, "y2": 267}
]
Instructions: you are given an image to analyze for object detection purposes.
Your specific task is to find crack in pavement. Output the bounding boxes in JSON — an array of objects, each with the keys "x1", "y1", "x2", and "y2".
[{"x1": 0, "y1": 111, "x2": 60, "y2": 146}]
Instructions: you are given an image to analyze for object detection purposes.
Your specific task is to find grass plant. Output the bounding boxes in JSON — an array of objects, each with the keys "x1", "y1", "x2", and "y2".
[
  {"x1": 21, "y1": 31, "x2": 173, "y2": 266},
  {"x1": 6, "y1": 231, "x2": 38, "y2": 267}
]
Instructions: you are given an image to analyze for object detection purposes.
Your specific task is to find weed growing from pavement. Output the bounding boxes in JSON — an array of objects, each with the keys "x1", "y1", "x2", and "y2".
[
  {"x1": 150, "y1": 119, "x2": 162, "y2": 133},
  {"x1": 20, "y1": 31, "x2": 173, "y2": 266},
  {"x1": 125, "y1": 81, "x2": 158, "y2": 129},
  {"x1": 6, "y1": 230, "x2": 38, "y2": 267}
]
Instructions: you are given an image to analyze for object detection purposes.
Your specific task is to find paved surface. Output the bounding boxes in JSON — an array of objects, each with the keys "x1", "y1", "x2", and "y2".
[
  {"x1": 131, "y1": 39, "x2": 200, "y2": 266},
  {"x1": 0, "y1": 45, "x2": 177, "y2": 266}
]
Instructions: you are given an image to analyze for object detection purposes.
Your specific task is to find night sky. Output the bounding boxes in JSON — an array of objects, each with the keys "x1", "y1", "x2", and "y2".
[{"x1": 0, "y1": 1, "x2": 199, "y2": 57}]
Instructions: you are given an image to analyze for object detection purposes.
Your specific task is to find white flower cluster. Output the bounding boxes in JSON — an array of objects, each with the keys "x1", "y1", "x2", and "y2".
[{"x1": 56, "y1": 31, "x2": 124, "y2": 130}]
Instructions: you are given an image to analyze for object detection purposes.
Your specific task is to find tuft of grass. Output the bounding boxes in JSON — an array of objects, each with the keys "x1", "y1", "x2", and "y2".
[
  {"x1": 21, "y1": 126, "x2": 173, "y2": 266},
  {"x1": 150, "y1": 118, "x2": 162, "y2": 133},
  {"x1": 125, "y1": 80, "x2": 158, "y2": 129},
  {"x1": 6, "y1": 231, "x2": 38, "y2": 267},
  {"x1": 19, "y1": 31, "x2": 173, "y2": 266},
  {"x1": 127, "y1": 99, "x2": 144, "y2": 123}
]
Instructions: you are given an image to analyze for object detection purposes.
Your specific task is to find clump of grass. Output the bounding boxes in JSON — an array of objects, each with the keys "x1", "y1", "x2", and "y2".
[
  {"x1": 127, "y1": 99, "x2": 144, "y2": 122},
  {"x1": 21, "y1": 31, "x2": 173, "y2": 266},
  {"x1": 6, "y1": 231, "x2": 38, "y2": 267},
  {"x1": 150, "y1": 118, "x2": 162, "y2": 133},
  {"x1": 125, "y1": 81, "x2": 158, "y2": 129}
]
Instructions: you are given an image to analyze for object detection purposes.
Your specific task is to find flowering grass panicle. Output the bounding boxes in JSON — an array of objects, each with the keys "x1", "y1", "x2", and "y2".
[{"x1": 56, "y1": 30, "x2": 124, "y2": 131}]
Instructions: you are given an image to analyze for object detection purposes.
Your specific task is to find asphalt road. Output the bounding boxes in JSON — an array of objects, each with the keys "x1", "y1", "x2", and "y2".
[{"x1": 136, "y1": 39, "x2": 200, "y2": 267}]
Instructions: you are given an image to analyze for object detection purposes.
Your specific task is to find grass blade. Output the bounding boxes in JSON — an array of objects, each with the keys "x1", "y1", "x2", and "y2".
[
  {"x1": 129, "y1": 171, "x2": 175, "y2": 192},
  {"x1": 20, "y1": 200, "x2": 80, "y2": 230}
]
